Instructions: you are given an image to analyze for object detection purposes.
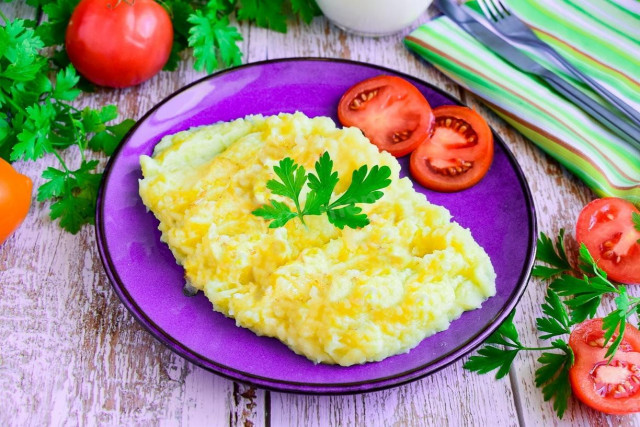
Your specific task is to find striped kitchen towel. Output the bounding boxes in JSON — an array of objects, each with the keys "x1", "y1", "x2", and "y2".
[{"x1": 405, "y1": 0, "x2": 640, "y2": 204}]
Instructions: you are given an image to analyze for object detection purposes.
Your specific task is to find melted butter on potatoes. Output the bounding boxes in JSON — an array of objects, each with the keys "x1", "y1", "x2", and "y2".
[{"x1": 139, "y1": 112, "x2": 496, "y2": 366}]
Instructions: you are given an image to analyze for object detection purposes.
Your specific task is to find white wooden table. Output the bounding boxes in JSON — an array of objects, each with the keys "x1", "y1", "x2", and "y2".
[{"x1": 1, "y1": 3, "x2": 638, "y2": 426}]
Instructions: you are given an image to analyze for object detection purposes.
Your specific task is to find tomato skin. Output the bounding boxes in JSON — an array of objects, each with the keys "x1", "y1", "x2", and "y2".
[
  {"x1": 569, "y1": 318, "x2": 640, "y2": 415},
  {"x1": 576, "y1": 198, "x2": 640, "y2": 285},
  {"x1": 0, "y1": 159, "x2": 32, "y2": 245},
  {"x1": 337, "y1": 75, "x2": 434, "y2": 157},
  {"x1": 410, "y1": 105, "x2": 493, "y2": 192},
  {"x1": 65, "y1": 0, "x2": 173, "y2": 88}
]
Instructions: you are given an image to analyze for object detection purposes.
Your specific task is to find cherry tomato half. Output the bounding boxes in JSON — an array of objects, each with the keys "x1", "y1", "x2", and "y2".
[
  {"x1": 0, "y1": 158, "x2": 32, "y2": 245},
  {"x1": 569, "y1": 318, "x2": 640, "y2": 415},
  {"x1": 65, "y1": 0, "x2": 173, "y2": 88},
  {"x1": 337, "y1": 75, "x2": 434, "y2": 157},
  {"x1": 576, "y1": 198, "x2": 640, "y2": 284},
  {"x1": 409, "y1": 105, "x2": 493, "y2": 192}
]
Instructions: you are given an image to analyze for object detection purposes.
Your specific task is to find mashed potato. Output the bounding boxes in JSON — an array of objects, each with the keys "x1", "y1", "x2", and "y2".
[{"x1": 139, "y1": 112, "x2": 496, "y2": 366}]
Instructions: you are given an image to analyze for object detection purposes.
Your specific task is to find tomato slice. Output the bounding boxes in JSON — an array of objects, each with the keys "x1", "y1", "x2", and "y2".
[
  {"x1": 409, "y1": 105, "x2": 493, "y2": 192},
  {"x1": 569, "y1": 318, "x2": 640, "y2": 415},
  {"x1": 337, "y1": 75, "x2": 434, "y2": 157},
  {"x1": 576, "y1": 198, "x2": 640, "y2": 284}
]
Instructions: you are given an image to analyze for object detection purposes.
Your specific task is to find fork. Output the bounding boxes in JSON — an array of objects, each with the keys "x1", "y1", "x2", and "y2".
[{"x1": 477, "y1": 0, "x2": 640, "y2": 129}]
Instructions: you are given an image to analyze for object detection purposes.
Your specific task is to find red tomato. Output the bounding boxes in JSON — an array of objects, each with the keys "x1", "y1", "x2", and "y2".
[
  {"x1": 337, "y1": 75, "x2": 434, "y2": 157},
  {"x1": 0, "y1": 159, "x2": 32, "y2": 245},
  {"x1": 410, "y1": 105, "x2": 493, "y2": 192},
  {"x1": 65, "y1": 0, "x2": 173, "y2": 88},
  {"x1": 576, "y1": 198, "x2": 640, "y2": 284},
  {"x1": 569, "y1": 318, "x2": 640, "y2": 415}
]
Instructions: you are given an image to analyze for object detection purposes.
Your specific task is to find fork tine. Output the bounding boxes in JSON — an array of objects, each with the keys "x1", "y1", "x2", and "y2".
[
  {"x1": 485, "y1": 0, "x2": 506, "y2": 20},
  {"x1": 495, "y1": 0, "x2": 512, "y2": 15},
  {"x1": 477, "y1": 0, "x2": 499, "y2": 21}
]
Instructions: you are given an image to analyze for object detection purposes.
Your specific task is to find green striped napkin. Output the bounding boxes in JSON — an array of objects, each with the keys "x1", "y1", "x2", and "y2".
[{"x1": 405, "y1": 0, "x2": 640, "y2": 204}]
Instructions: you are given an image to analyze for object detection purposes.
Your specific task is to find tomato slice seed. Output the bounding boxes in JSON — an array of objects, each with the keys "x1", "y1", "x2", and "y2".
[
  {"x1": 349, "y1": 88, "x2": 380, "y2": 110},
  {"x1": 591, "y1": 360, "x2": 640, "y2": 398}
]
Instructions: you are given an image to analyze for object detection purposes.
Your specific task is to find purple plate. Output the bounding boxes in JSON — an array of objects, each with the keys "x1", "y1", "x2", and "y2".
[{"x1": 96, "y1": 58, "x2": 536, "y2": 394}]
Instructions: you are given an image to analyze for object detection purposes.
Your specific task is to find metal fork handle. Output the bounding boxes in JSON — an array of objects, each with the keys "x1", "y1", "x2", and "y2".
[
  {"x1": 541, "y1": 69, "x2": 640, "y2": 148},
  {"x1": 435, "y1": 0, "x2": 640, "y2": 149},
  {"x1": 509, "y1": 34, "x2": 640, "y2": 128}
]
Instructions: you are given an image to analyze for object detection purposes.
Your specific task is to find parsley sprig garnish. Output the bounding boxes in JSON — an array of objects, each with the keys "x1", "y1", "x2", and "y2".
[
  {"x1": 464, "y1": 291, "x2": 575, "y2": 418},
  {"x1": 252, "y1": 152, "x2": 392, "y2": 229},
  {"x1": 465, "y1": 230, "x2": 640, "y2": 419}
]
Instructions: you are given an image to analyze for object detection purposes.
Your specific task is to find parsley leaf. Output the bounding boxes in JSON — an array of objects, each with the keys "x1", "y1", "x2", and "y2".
[
  {"x1": 550, "y1": 274, "x2": 608, "y2": 324},
  {"x1": 41, "y1": 160, "x2": 102, "y2": 233},
  {"x1": 464, "y1": 311, "x2": 520, "y2": 378},
  {"x1": 464, "y1": 346, "x2": 519, "y2": 379},
  {"x1": 537, "y1": 290, "x2": 572, "y2": 340},
  {"x1": 633, "y1": 212, "x2": 640, "y2": 242},
  {"x1": 187, "y1": 8, "x2": 243, "y2": 73},
  {"x1": 52, "y1": 65, "x2": 81, "y2": 101},
  {"x1": 329, "y1": 164, "x2": 392, "y2": 208},
  {"x1": 237, "y1": 0, "x2": 288, "y2": 33},
  {"x1": 532, "y1": 230, "x2": 572, "y2": 279},
  {"x1": 289, "y1": 0, "x2": 322, "y2": 24},
  {"x1": 0, "y1": 19, "x2": 46, "y2": 83},
  {"x1": 600, "y1": 287, "x2": 640, "y2": 361},
  {"x1": 326, "y1": 205, "x2": 369, "y2": 229},
  {"x1": 304, "y1": 151, "x2": 339, "y2": 215},
  {"x1": 535, "y1": 340, "x2": 574, "y2": 419},
  {"x1": 84, "y1": 107, "x2": 135, "y2": 156},
  {"x1": 252, "y1": 152, "x2": 391, "y2": 229},
  {"x1": 37, "y1": 166, "x2": 68, "y2": 201},
  {"x1": 549, "y1": 245, "x2": 619, "y2": 325},
  {"x1": 484, "y1": 310, "x2": 521, "y2": 347},
  {"x1": 160, "y1": 0, "x2": 194, "y2": 71},
  {"x1": 36, "y1": 0, "x2": 79, "y2": 47},
  {"x1": 11, "y1": 102, "x2": 56, "y2": 161},
  {"x1": 267, "y1": 156, "x2": 307, "y2": 221},
  {"x1": 252, "y1": 200, "x2": 297, "y2": 228}
]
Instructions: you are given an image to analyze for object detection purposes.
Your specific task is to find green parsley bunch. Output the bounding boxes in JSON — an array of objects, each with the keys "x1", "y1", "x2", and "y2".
[
  {"x1": 0, "y1": 11, "x2": 135, "y2": 233},
  {"x1": 465, "y1": 227, "x2": 640, "y2": 418}
]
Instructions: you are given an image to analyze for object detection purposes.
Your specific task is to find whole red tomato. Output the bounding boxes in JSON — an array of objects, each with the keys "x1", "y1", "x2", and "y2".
[
  {"x1": 65, "y1": 0, "x2": 173, "y2": 88},
  {"x1": 0, "y1": 159, "x2": 32, "y2": 245}
]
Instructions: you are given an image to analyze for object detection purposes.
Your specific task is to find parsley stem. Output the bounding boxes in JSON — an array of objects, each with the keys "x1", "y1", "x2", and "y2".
[
  {"x1": 3, "y1": 91, "x2": 29, "y2": 116},
  {"x1": 58, "y1": 102, "x2": 81, "y2": 114},
  {"x1": 293, "y1": 198, "x2": 305, "y2": 225},
  {"x1": 519, "y1": 346, "x2": 557, "y2": 351},
  {"x1": 0, "y1": 9, "x2": 8, "y2": 25},
  {"x1": 52, "y1": 151, "x2": 70, "y2": 174}
]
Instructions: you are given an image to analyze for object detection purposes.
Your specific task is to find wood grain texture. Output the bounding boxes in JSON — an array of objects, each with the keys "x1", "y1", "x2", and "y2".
[{"x1": 1, "y1": 2, "x2": 639, "y2": 426}]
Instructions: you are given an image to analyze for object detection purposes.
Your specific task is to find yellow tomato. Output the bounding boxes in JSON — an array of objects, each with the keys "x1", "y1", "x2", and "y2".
[{"x1": 0, "y1": 158, "x2": 32, "y2": 245}]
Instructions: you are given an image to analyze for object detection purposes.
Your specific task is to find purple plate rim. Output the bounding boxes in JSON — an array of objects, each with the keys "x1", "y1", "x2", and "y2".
[{"x1": 95, "y1": 57, "x2": 537, "y2": 394}]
